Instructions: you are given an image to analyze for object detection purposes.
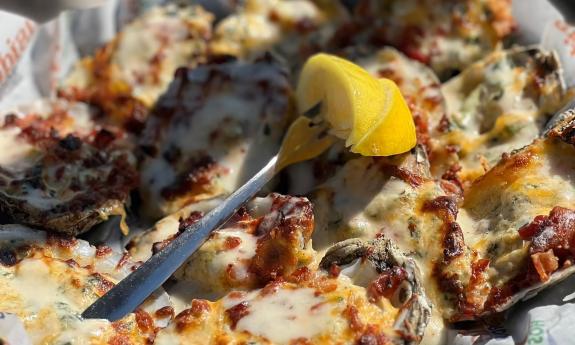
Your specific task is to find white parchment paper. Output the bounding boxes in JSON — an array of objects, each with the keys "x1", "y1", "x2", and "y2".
[{"x1": 1, "y1": 1, "x2": 575, "y2": 344}]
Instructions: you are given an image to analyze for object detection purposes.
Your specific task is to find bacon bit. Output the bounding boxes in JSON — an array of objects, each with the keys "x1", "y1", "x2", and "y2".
[
  {"x1": 443, "y1": 222, "x2": 465, "y2": 262},
  {"x1": 227, "y1": 207, "x2": 252, "y2": 226},
  {"x1": 261, "y1": 279, "x2": 284, "y2": 296},
  {"x1": 356, "y1": 324, "x2": 390, "y2": 345},
  {"x1": 410, "y1": 103, "x2": 431, "y2": 155},
  {"x1": 288, "y1": 267, "x2": 313, "y2": 284},
  {"x1": 380, "y1": 164, "x2": 424, "y2": 188},
  {"x1": 227, "y1": 291, "x2": 246, "y2": 300},
  {"x1": 226, "y1": 302, "x2": 250, "y2": 330},
  {"x1": 90, "y1": 272, "x2": 115, "y2": 295},
  {"x1": 462, "y1": 259, "x2": 490, "y2": 314},
  {"x1": 189, "y1": 299, "x2": 211, "y2": 316},
  {"x1": 329, "y1": 263, "x2": 341, "y2": 278},
  {"x1": 290, "y1": 338, "x2": 313, "y2": 345},
  {"x1": 531, "y1": 250, "x2": 559, "y2": 282},
  {"x1": 367, "y1": 267, "x2": 407, "y2": 302},
  {"x1": 250, "y1": 229, "x2": 297, "y2": 284},
  {"x1": 422, "y1": 196, "x2": 458, "y2": 220},
  {"x1": 519, "y1": 207, "x2": 575, "y2": 263},
  {"x1": 178, "y1": 211, "x2": 204, "y2": 233},
  {"x1": 93, "y1": 129, "x2": 116, "y2": 149},
  {"x1": 160, "y1": 155, "x2": 219, "y2": 201},
  {"x1": 0, "y1": 248, "x2": 17, "y2": 266},
  {"x1": 440, "y1": 180, "x2": 463, "y2": 200},
  {"x1": 483, "y1": 285, "x2": 515, "y2": 313},
  {"x1": 134, "y1": 309, "x2": 154, "y2": 333},
  {"x1": 175, "y1": 300, "x2": 211, "y2": 331},
  {"x1": 438, "y1": 115, "x2": 451, "y2": 133},
  {"x1": 154, "y1": 306, "x2": 175, "y2": 319},
  {"x1": 70, "y1": 278, "x2": 82, "y2": 288},
  {"x1": 151, "y1": 238, "x2": 172, "y2": 255},
  {"x1": 116, "y1": 252, "x2": 131, "y2": 269},
  {"x1": 96, "y1": 246, "x2": 113, "y2": 257},
  {"x1": 223, "y1": 236, "x2": 242, "y2": 250},
  {"x1": 312, "y1": 277, "x2": 338, "y2": 295},
  {"x1": 343, "y1": 305, "x2": 364, "y2": 332},
  {"x1": 108, "y1": 334, "x2": 131, "y2": 345},
  {"x1": 441, "y1": 164, "x2": 463, "y2": 196},
  {"x1": 64, "y1": 259, "x2": 79, "y2": 268}
]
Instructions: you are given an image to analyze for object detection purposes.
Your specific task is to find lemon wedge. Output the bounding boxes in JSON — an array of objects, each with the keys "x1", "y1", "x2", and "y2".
[{"x1": 296, "y1": 53, "x2": 416, "y2": 156}]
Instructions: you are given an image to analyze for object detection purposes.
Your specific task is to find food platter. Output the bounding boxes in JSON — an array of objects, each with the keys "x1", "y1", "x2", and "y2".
[{"x1": 1, "y1": 0, "x2": 575, "y2": 344}]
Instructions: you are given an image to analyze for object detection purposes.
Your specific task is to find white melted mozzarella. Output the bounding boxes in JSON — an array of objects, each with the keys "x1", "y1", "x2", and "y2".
[
  {"x1": 0, "y1": 127, "x2": 36, "y2": 171},
  {"x1": 224, "y1": 288, "x2": 334, "y2": 344}
]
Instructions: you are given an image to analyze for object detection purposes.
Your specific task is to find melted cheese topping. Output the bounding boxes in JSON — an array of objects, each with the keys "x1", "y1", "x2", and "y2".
[
  {"x1": 65, "y1": 5, "x2": 213, "y2": 107},
  {"x1": 0, "y1": 225, "x2": 172, "y2": 343},
  {"x1": 0, "y1": 127, "x2": 36, "y2": 171},
  {"x1": 156, "y1": 275, "x2": 401, "y2": 345},
  {"x1": 342, "y1": 0, "x2": 514, "y2": 77},
  {"x1": 463, "y1": 140, "x2": 575, "y2": 289},
  {"x1": 223, "y1": 288, "x2": 333, "y2": 343}
]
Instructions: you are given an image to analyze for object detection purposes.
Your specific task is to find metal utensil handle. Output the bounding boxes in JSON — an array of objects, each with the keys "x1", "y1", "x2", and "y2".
[{"x1": 82, "y1": 155, "x2": 279, "y2": 321}]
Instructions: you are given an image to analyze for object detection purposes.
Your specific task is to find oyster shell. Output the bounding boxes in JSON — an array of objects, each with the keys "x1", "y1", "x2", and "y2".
[
  {"x1": 320, "y1": 237, "x2": 432, "y2": 343},
  {"x1": 60, "y1": 4, "x2": 214, "y2": 133},
  {"x1": 138, "y1": 56, "x2": 292, "y2": 218},
  {"x1": 450, "y1": 107, "x2": 575, "y2": 319}
]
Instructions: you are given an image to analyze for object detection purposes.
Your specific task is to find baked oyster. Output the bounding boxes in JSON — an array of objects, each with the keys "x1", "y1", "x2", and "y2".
[{"x1": 0, "y1": 100, "x2": 137, "y2": 235}]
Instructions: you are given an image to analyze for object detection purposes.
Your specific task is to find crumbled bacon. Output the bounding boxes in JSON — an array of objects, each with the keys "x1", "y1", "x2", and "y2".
[
  {"x1": 531, "y1": 250, "x2": 559, "y2": 282},
  {"x1": 154, "y1": 306, "x2": 175, "y2": 319},
  {"x1": 344, "y1": 305, "x2": 364, "y2": 332},
  {"x1": 367, "y1": 267, "x2": 408, "y2": 303},
  {"x1": 226, "y1": 302, "x2": 250, "y2": 330},
  {"x1": 380, "y1": 164, "x2": 424, "y2": 188},
  {"x1": 175, "y1": 300, "x2": 211, "y2": 331},
  {"x1": 178, "y1": 211, "x2": 204, "y2": 233},
  {"x1": 96, "y1": 246, "x2": 113, "y2": 257},
  {"x1": 160, "y1": 155, "x2": 220, "y2": 201},
  {"x1": 250, "y1": 194, "x2": 314, "y2": 284},
  {"x1": 90, "y1": 272, "x2": 115, "y2": 295},
  {"x1": 518, "y1": 207, "x2": 575, "y2": 281},
  {"x1": 223, "y1": 236, "x2": 242, "y2": 250},
  {"x1": 328, "y1": 263, "x2": 342, "y2": 278},
  {"x1": 356, "y1": 324, "x2": 391, "y2": 345},
  {"x1": 134, "y1": 309, "x2": 154, "y2": 333}
]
